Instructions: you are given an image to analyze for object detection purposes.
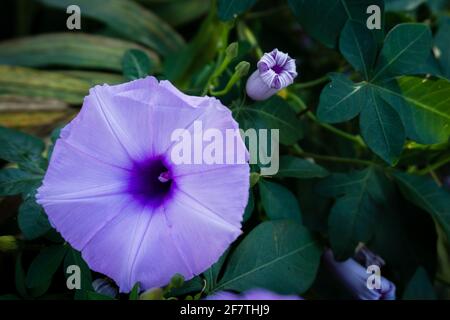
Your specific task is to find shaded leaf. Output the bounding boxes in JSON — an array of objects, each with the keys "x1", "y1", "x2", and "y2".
[
  {"x1": 259, "y1": 179, "x2": 302, "y2": 222},
  {"x1": 26, "y1": 245, "x2": 68, "y2": 297},
  {"x1": 403, "y1": 267, "x2": 437, "y2": 300},
  {"x1": 316, "y1": 73, "x2": 366, "y2": 123},
  {"x1": 373, "y1": 23, "x2": 432, "y2": 81},
  {"x1": 122, "y1": 49, "x2": 153, "y2": 80},
  {"x1": 233, "y1": 96, "x2": 303, "y2": 145},
  {"x1": 276, "y1": 155, "x2": 328, "y2": 179},
  {"x1": 0, "y1": 168, "x2": 42, "y2": 197},
  {"x1": 0, "y1": 33, "x2": 159, "y2": 72},
  {"x1": 18, "y1": 195, "x2": 51, "y2": 240},
  {"x1": 394, "y1": 172, "x2": 450, "y2": 240},
  {"x1": 37, "y1": 0, "x2": 184, "y2": 56},
  {"x1": 339, "y1": 20, "x2": 377, "y2": 79},
  {"x1": 218, "y1": 0, "x2": 258, "y2": 21},
  {"x1": 216, "y1": 220, "x2": 322, "y2": 294},
  {"x1": 359, "y1": 88, "x2": 405, "y2": 164}
]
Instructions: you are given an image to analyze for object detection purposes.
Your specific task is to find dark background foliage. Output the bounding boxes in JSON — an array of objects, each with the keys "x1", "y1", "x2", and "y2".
[{"x1": 0, "y1": 0, "x2": 449, "y2": 300}]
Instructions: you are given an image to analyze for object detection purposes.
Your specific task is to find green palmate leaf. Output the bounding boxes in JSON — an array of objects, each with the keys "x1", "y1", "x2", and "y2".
[
  {"x1": 339, "y1": 20, "x2": 377, "y2": 80},
  {"x1": 18, "y1": 195, "x2": 52, "y2": 240},
  {"x1": 218, "y1": 0, "x2": 258, "y2": 21},
  {"x1": 0, "y1": 125, "x2": 45, "y2": 172},
  {"x1": 0, "y1": 66, "x2": 120, "y2": 104},
  {"x1": 0, "y1": 33, "x2": 159, "y2": 72},
  {"x1": 0, "y1": 169, "x2": 42, "y2": 197},
  {"x1": 26, "y1": 245, "x2": 68, "y2": 297},
  {"x1": 233, "y1": 96, "x2": 303, "y2": 146},
  {"x1": 216, "y1": 220, "x2": 321, "y2": 294},
  {"x1": 316, "y1": 167, "x2": 388, "y2": 259},
  {"x1": 359, "y1": 88, "x2": 405, "y2": 164},
  {"x1": 316, "y1": 73, "x2": 366, "y2": 123},
  {"x1": 122, "y1": 49, "x2": 154, "y2": 80},
  {"x1": 435, "y1": 17, "x2": 450, "y2": 79},
  {"x1": 276, "y1": 156, "x2": 328, "y2": 179},
  {"x1": 287, "y1": 0, "x2": 384, "y2": 48},
  {"x1": 394, "y1": 172, "x2": 450, "y2": 240},
  {"x1": 259, "y1": 179, "x2": 302, "y2": 223},
  {"x1": 64, "y1": 247, "x2": 93, "y2": 298},
  {"x1": 376, "y1": 76, "x2": 450, "y2": 144},
  {"x1": 373, "y1": 23, "x2": 432, "y2": 81},
  {"x1": 37, "y1": 0, "x2": 184, "y2": 56},
  {"x1": 403, "y1": 267, "x2": 437, "y2": 300}
]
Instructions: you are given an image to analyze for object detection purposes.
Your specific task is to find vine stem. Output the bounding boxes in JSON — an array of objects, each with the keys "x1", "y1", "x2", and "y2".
[
  {"x1": 291, "y1": 75, "x2": 329, "y2": 90},
  {"x1": 417, "y1": 154, "x2": 450, "y2": 175},
  {"x1": 292, "y1": 147, "x2": 375, "y2": 166},
  {"x1": 287, "y1": 93, "x2": 366, "y2": 148}
]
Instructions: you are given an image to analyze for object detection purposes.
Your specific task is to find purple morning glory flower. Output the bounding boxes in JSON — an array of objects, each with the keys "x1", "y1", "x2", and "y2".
[
  {"x1": 246, "y1": 49, "x2": 298, "y2": 101},
  {"x1": 323, "y1": 249, "x2": 396, "y2": 300},
  {"x1": 208, "y1": 289, "x2": 302, "y2": 300},
  {"x1": 37, "y1": 77, "x2": 250, "y2": 292}
]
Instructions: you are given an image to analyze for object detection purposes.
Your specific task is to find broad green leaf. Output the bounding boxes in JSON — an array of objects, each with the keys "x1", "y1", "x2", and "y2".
[
  {"x1": 167, "y1": 276, "x2": 203, "y2": 297},
  {"x1": 403, "y1": 267, "x2": 437, "y2": 300},
  {"x1": 0, "y1": 33, "x2": 159, "y2": 72},
  {"x1": 0, "y1": 169, "x2": 42, "y2": 197},
  {"x1": 0, "y1": 66, "x2": 119, "y2": 104},
  {"x1": 233, "y1": 96, "x2": 303, "y2": 145},
  {"x1": 218, "y1": 0, "x2": 258, "y2": 21},
  {"x1": 317, "y1": 167, "x2": 389, "y2": 259},
  {"x1": 373, "y1": 23, "x2": 432, "y2": 81},
  {"x1": 64, "y1": 247, "x2": 93, "y2": 298},
  {"x1": 287, "y1": 0, "x2": 384, "y2": 48},
  {"x1": 376, "y1": 76, "x2": 450, "y2": 144},
  {"x1": 370, "y1": 201, "x2": 438, "y2": 288},
  {"x1": 359, "y1": 88, "x2": 405, "y2": 164},
  {"x1": 18, "y1": 195, "x2": 51, "y2": 240},
  {"x1": 37, "y1": 0, "x2": 184, "y2": 56},
  {"x1": 26, "y1": 245, "x2": 68, "y2": 297},
  {"x1": 394, "y1": 172, "x2": 450, "y2": 240},
  {"x1": 435, "y1": 17, "x2": 450, "y2": 79},
  {"x1": 243, "y1": 190, "x2": 254, "y2": 223},
  {"x1": 15, "y1": 253, "x2": 28, "y2": 298},
  {"x1": 0, "y1": 125, "x2": 45, "y2": 172},
  {"x1": 385, "y1": 0, "x2": 427, "y2": 11},
  {"x1": 122, "y1": 49, "x2": 153, "y2": 80},
  {"x1": 276, "y1": 155, "x2": 328, "y2": 179},
  {"x1": 204, "y1": 250, "x2": 230, "y2": 293},
  {"x1": 143, "y1": 0, "x2": 210, "y2": 27},
  {"x1": 339, "y1": 21, "x2": 377, "y2": 79},
  {"x1": 216, "y1": 220, "x2": 322, "y2": 294},
  {"x1": 316, "y1": 73, "x2": 367, "y2": 123},
  {"x1": 259, "y1": 179, "x2": 302, "y2": 223}
]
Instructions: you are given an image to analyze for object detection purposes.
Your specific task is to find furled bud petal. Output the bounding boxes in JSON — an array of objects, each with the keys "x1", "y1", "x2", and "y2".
[
  {"x1": 246, "y1": 48, "x2": 298, "y2": 101},
  {"x1": 323, "y1": 249, "x2": 396, "y2": 300},
  {"x1": 92, "y1": 278, "x2": 118, "y2": 298}
]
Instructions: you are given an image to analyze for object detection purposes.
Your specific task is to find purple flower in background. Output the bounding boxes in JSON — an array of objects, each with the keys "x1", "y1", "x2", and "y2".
[
  {"x1": 323, "y1": 249, "x2": 396, "y2": 300},
  {"x1": 246, "y1": 49, "x2": 298, "y2": 101},
  {"x1": 208, "y1": 289, "x2": 302, "y2": 300},
  {"x1": 37, "y1": 77, "x2": 249, "y2": 292}
]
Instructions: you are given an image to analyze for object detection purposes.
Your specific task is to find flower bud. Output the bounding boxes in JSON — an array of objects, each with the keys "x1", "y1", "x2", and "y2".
[{"x1": 246, "y1": 48, "x2": 298, "y2": 101}]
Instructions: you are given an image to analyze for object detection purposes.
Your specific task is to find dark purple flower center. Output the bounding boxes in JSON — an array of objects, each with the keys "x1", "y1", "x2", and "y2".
[
  {"x1": 272, "y1": 64, "x2": 284, "y2": 74},
  {"x1": 128, "y1": 157, "x2": 173, "y2": 207}
]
